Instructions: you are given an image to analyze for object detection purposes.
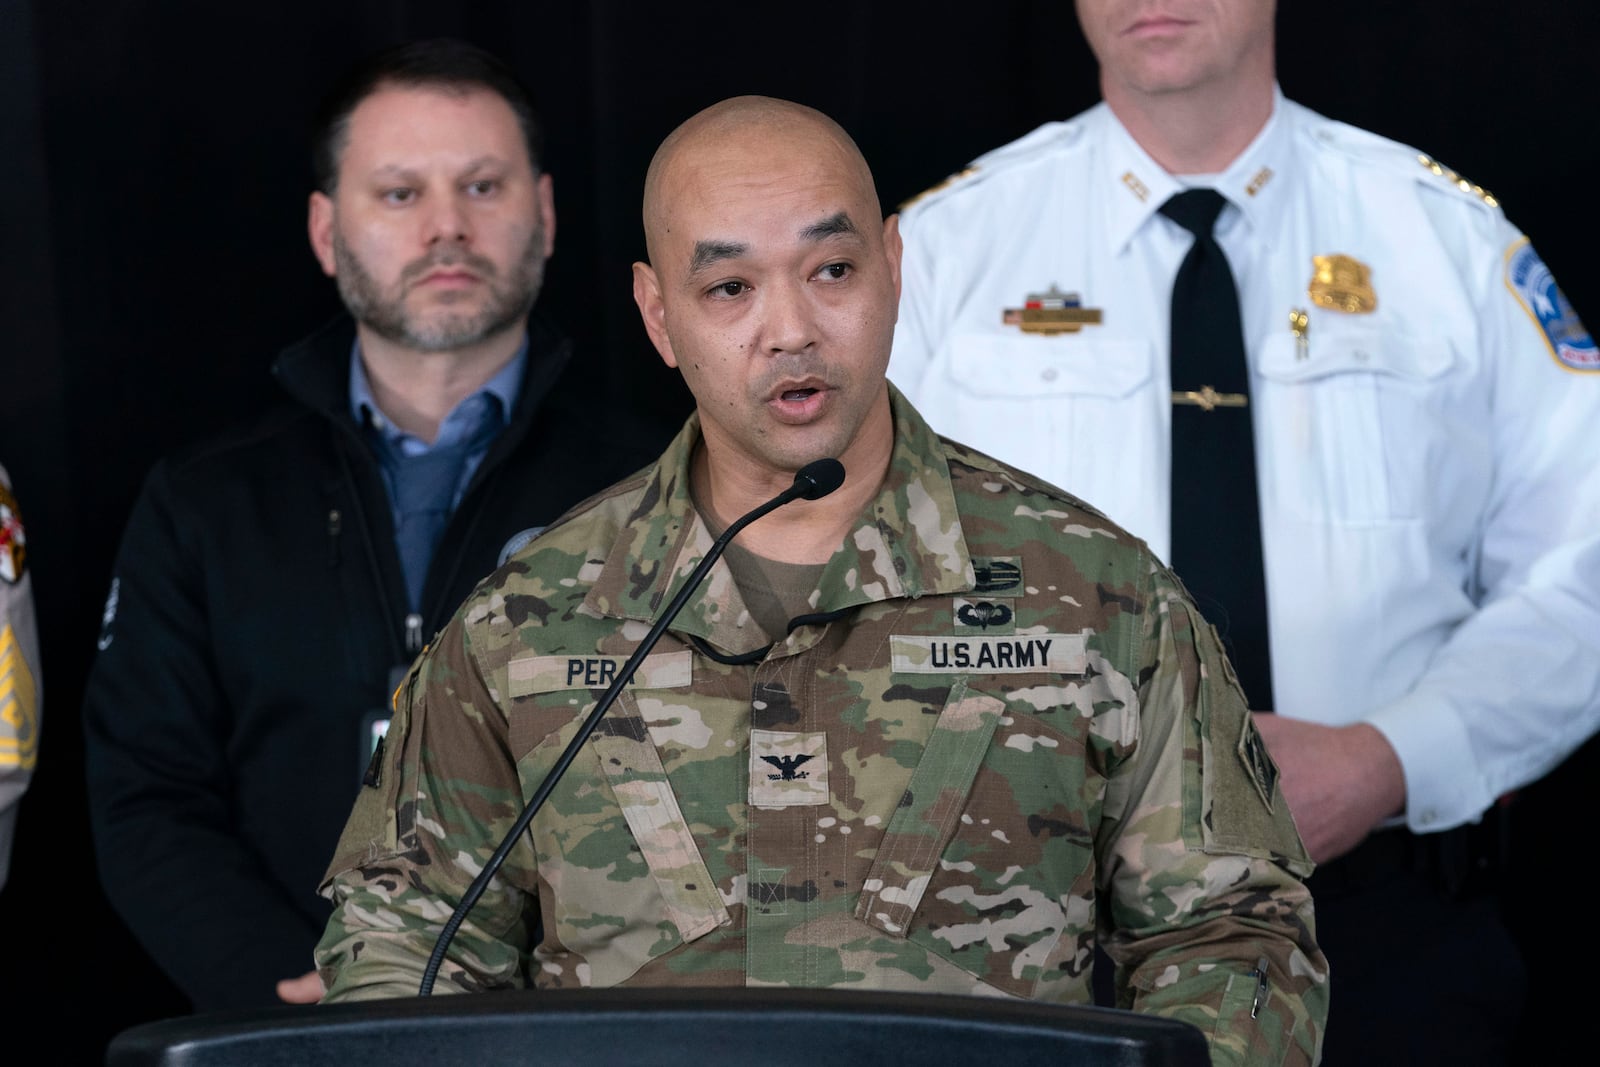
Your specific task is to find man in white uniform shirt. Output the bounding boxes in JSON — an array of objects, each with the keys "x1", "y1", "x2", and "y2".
[{"x1": 889, "y1": 1, "x2": 1600, "y2": 1062}]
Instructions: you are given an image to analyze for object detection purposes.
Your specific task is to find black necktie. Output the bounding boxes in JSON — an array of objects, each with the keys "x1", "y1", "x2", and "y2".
[{"x1": 1160, "y1": 189, "x2": 1273, "y2": 710}]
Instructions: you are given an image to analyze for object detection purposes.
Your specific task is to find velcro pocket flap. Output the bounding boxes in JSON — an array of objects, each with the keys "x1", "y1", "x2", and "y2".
[
  {"x1": 590, "y1": 695, "x2": 730, "y2": 941},
  {"x1": 856, "y1": 681, "x2": 1006, "y2": 935}
]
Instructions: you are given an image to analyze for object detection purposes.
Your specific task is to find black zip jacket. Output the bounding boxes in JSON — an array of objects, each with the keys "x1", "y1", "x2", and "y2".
[{"x1": 83, "y1": 314, "x2": 663, "y2": 1011}]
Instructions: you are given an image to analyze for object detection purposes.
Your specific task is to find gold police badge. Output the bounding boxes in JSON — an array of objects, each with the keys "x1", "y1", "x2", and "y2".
[{"x1": 1308, "y1": 254, "x2": 1377, "y2": 314}]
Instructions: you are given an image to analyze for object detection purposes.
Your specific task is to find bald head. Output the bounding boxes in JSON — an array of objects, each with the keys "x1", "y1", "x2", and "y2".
[
  {"x1": 641, "y1": 96, "x2": 880, "y2": 269},
  {"x1": 629, "y1": 95, "x2": 903, "y2": 497}
]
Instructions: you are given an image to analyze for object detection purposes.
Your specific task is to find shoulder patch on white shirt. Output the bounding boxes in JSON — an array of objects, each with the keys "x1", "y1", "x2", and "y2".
[{"x1": 1506, "y1": 239, "x2": 1599, "y2": 373}]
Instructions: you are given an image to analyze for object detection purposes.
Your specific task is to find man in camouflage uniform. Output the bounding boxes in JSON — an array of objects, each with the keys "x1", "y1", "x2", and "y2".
[{"x1": 317, "y1": 96, "x2": 1328, "y2": 1066}]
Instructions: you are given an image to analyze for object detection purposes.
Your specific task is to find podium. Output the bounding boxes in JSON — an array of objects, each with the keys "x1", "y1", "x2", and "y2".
[{"x1": 106, "y1": 988, "x2": 1210, "y2": 1066}]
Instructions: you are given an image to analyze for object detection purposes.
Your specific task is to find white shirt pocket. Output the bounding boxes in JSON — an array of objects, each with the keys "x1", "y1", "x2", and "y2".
[
  {"x1": 929, "y1": 333, "x2": 1162, "y2": 537},
  {"x1": 1256, "y1": 325, "x2": 1454, "y2": 524}
]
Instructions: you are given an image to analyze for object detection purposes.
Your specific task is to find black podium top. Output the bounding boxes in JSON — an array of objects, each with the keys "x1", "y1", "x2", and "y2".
[{"x1": 107, "y1": 987, "x2": 1210, "y2": 1066}]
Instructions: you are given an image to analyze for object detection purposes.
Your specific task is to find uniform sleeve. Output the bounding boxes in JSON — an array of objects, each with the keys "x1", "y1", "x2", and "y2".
[
  {"x1": 1099, "y1": 563, "x2": 1328, "y2": 1067},
  {"x1": 82, "y1": 466, "x2": 320, "y2": 1008},
  {"x1": 1365, "y1": 213, "x2": 1600, "y2": 832},
  {"x1": 316, "y1": 612, "x2": 536, "y2": 1001},
  {"x1": 0, "y1": 467, "x2": 41, "y2": 892}
]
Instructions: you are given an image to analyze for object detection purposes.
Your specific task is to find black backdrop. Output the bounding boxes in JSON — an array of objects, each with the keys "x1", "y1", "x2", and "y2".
[{"x1": 2, "y1": 2, "x2": 1595, "y2": 1060}]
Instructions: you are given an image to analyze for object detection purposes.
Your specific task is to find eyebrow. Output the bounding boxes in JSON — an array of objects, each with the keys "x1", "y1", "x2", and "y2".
[
  {"x1": 798, "y1": 212, "x2": 859, "y2": 242},
  {"x1": 686, "y1": 212, "x2": 861, "y2": 276},
  {"x1": 367, "y1": 156, "x2": 511, "y2": 181},
  {"x1": 688, "y1": 239, "x2": 750, "y2": 275}
]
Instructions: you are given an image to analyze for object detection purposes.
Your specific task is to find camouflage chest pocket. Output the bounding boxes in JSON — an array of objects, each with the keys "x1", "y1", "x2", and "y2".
[
  {"x1": 855, "y1": 678, "x2": 1098, "y2": 999},
  {"x1": 516, "y1": 688, "x2": 729, "y2": 988},
  {"x1": 589, "y1": 703, "x2": 731, "y2": 940}
]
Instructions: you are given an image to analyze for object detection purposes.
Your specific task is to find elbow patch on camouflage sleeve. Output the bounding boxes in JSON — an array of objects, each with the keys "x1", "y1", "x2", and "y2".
[
  {"x1": 318, "y1": 662, "x2": 424, "y2": 896},
  {"x1": 1183, "y1": 604, "x2": 1313, "y2": 877}
]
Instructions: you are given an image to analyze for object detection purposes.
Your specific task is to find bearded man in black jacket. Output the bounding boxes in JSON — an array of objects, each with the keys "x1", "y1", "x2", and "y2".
[{"x1": 82, "y1": 39, "x2": 660, "y2": 1011}]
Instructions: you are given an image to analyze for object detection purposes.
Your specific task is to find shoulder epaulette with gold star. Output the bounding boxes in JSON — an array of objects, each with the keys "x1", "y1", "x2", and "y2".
[
  {"x1": 1416, "y1": 153, "x2": 1498, "y2": 208},
  {"x1": 898, "y1": 166, "x2": 981, "y2": 213}
]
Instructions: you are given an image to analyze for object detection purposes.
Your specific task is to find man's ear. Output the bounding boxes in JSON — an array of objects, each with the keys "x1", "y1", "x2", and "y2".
[
  {"x1": 882, "y1": 212, "x2": 904, "y2": 304},
  {"x1": 535, "y1": 172, "x2": 556, "y2": 259},
  {"x1": 632, "y1": 261, "x2": 678, "y2": 369},
  {"x1": 308, "y1": 192, "x2": 337, "y2": 277}
]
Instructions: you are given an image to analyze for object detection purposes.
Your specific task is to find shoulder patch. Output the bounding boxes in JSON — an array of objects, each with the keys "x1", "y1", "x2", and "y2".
[
  {"x1": 0, "y1": 481, "x2": 25, "y2": 584},
  {"x1": 898, "y1": 165, "x2": 980, "y2": 213},
  {"x1": 1505, "y1": 238, "x2": 1599, "y2": 372},
  {"x1": 1416, "y1": 153, "x2": 1499, "y2": 207},
  {"x1": 0, "y1": 623, "x2": 39, "y2": 771},
  {"x1": 1238, "y1": 717, "x2": 1280, "y2": 810}
]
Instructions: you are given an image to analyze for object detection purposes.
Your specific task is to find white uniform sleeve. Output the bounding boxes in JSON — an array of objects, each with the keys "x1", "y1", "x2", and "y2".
[
  {"x1": 1366, "y1": 213, "x2": 1600, "y2": 831},
  {"x1": 888, "y1": 205, "x2": 944, "y2": 403}
]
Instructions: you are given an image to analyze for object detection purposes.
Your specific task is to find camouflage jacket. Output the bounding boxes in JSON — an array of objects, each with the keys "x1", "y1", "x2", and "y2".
[{"x1": 317, "y1": 388, "x2": 1328, "y2": 1066}]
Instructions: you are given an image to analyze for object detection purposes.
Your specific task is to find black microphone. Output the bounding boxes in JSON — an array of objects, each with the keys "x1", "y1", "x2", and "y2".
[
  {"x1": 419, "y1": 458, "x2": 847, "y2": 994},
  {"x1": 790, "y1": 457, "x2": 845, "y2": 501}
]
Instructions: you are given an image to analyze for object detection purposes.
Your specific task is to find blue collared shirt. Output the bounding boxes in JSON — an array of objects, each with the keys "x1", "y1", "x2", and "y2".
[{"x1": 348, "y1": 336, "x2": 527, "y2": 539}]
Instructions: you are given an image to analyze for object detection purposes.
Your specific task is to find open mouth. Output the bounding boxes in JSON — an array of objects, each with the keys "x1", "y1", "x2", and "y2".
[{"x1": 766, "y1": 379, "x2": 831, "y2": 424}]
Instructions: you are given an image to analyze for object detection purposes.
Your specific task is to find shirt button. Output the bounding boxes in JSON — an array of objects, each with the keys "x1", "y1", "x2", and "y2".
[
  {"x1": 1418, "y1": 810, "x2": 1437, "y2": 827},
  {"x1": 1042, "y1": 368, "x2": 1059, "y2": 382}
]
